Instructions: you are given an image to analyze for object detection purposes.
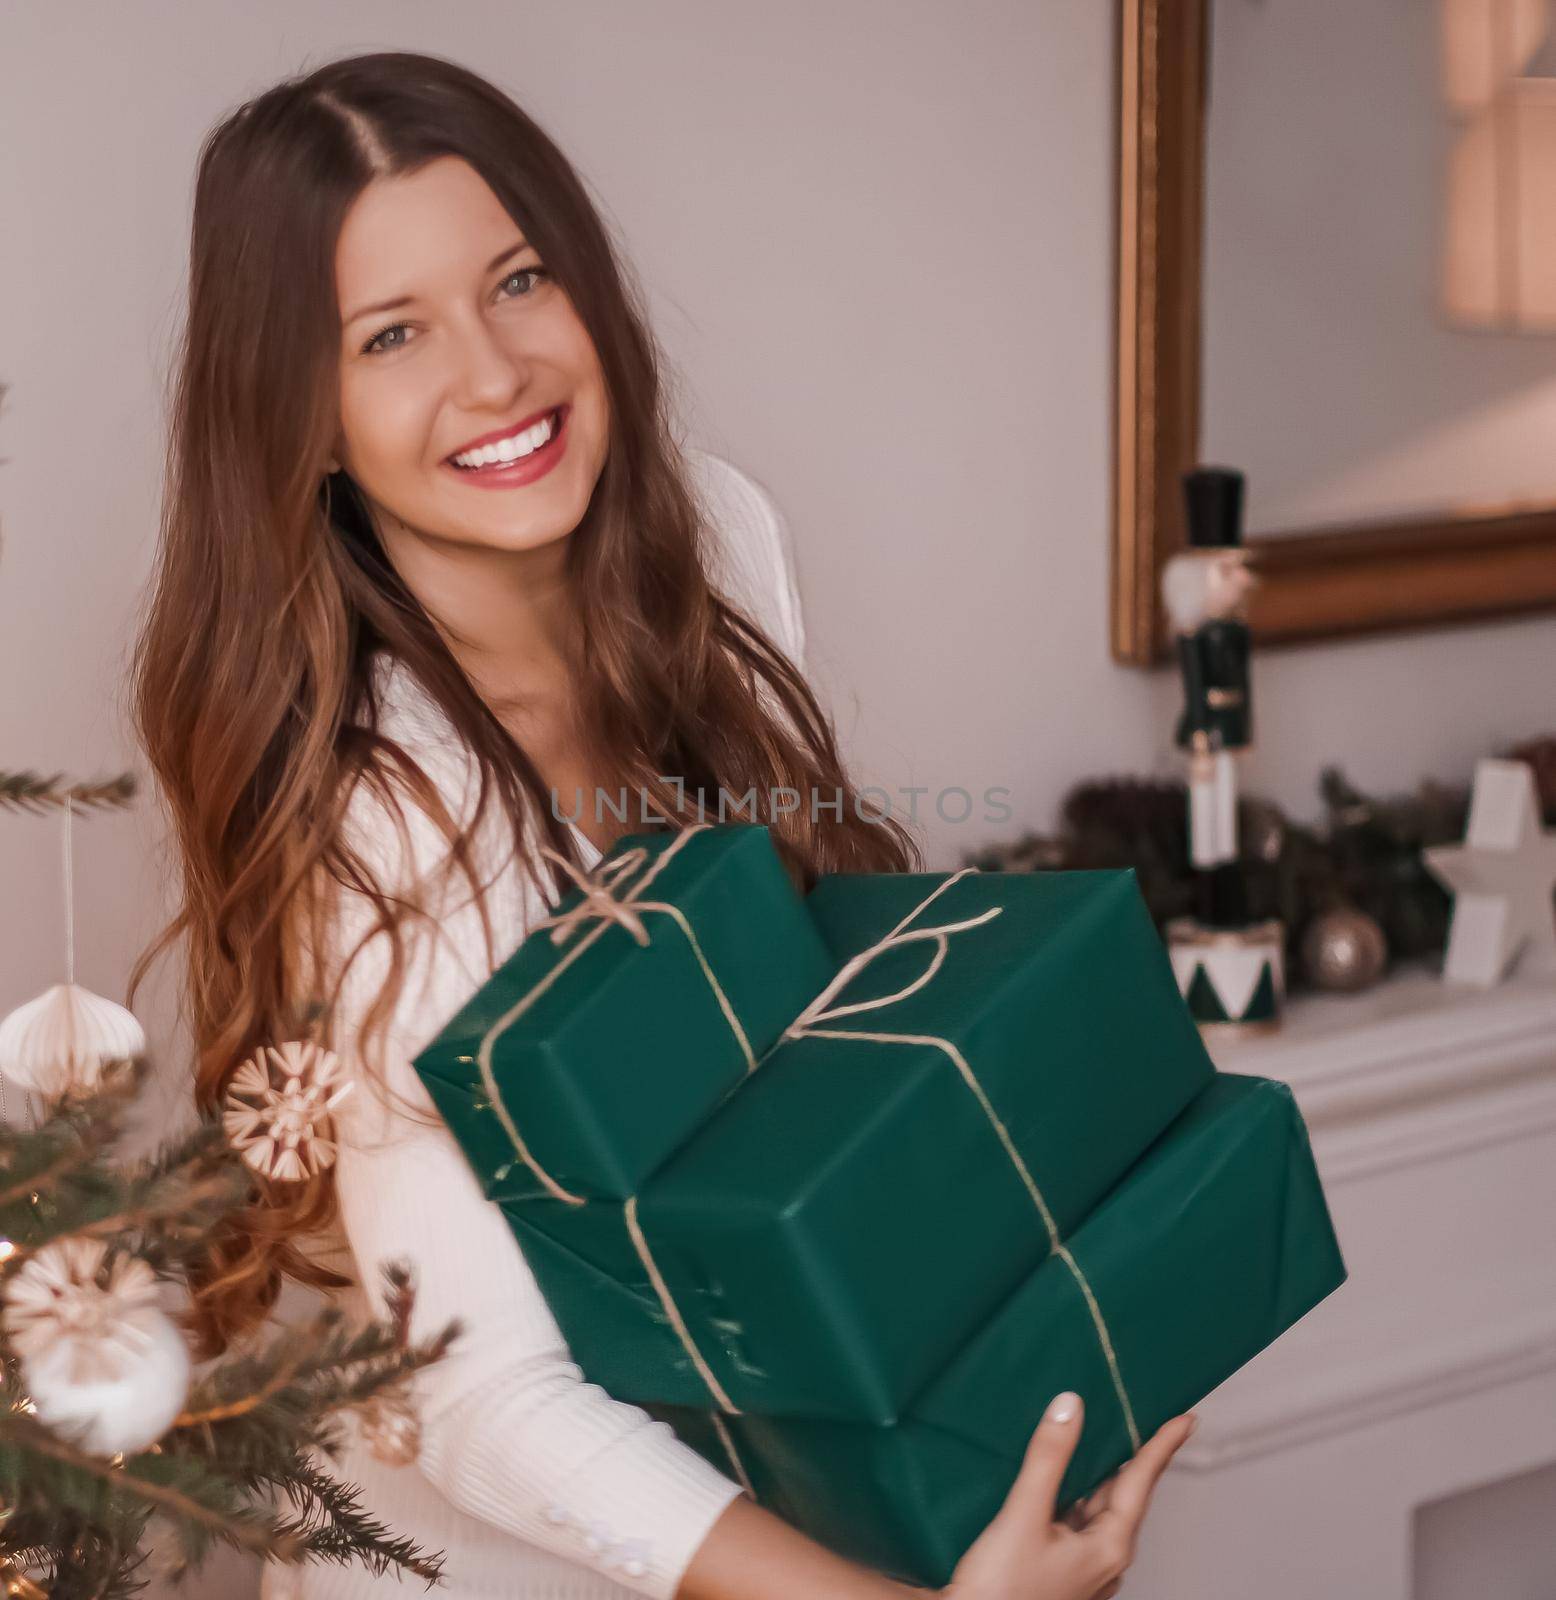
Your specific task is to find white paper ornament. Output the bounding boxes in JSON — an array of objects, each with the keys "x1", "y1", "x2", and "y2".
[
  {"x1": 0, "y1": 795, "x2": 146, "y2": 1100},
  {"x1": 2, "y1": 1237, "x2": 190, "y2": 1456},
  {"x1": 0, "y1": 982, "x2": 146, "y2": 1097},
  {"x1": 223, "y1": 1040, "x2": 353, "y2": 1181},
  {"x1": 1422, "y1": 758, "x2": 1556, "y2": 988}
]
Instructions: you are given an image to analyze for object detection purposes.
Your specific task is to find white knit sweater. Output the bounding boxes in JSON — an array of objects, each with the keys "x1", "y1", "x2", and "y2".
[{"x1": 266, "y1": 460, "x2": 807, "y2": 1600}]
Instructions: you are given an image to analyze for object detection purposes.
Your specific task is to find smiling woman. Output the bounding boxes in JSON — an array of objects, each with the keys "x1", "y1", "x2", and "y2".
[
  {"x1": 125, "y1": 42, "x2": 927, "y2": 1600},
  {"x1": 124, "y1": 45, "x2": 1184, "y2": 1600}
]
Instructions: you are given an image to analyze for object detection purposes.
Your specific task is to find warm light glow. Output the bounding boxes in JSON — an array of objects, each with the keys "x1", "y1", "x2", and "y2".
[
  {"x1": 1441, "y1": 0, "x2": 1549, "y2": 111},
  {"x1": 1441, "y1": 0, "x2": 1556, "y2": 328}
]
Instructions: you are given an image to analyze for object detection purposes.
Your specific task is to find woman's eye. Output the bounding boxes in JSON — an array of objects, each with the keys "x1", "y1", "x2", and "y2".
[
  {"x1": 499, "y1": 266, "x2": 549, "y2": 299},
  {"x1": 362, "y1": 323, "x2": 410, "y2": 357}
]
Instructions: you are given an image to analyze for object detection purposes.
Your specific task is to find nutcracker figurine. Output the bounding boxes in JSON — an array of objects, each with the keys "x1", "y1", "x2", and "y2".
[{"x1": 1160, "y1": 466, "x2": 1286, "y2": 1033}]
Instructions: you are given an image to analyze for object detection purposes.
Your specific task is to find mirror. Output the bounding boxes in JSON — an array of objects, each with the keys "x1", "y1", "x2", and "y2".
[{"x1": 1112, "y1": 0, "x2": 1556, "y2": 664}]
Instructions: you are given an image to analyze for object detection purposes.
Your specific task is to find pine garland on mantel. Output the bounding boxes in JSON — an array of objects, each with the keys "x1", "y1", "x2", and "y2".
[{"x1": 966, "y1": 741, "x2": 1556, "y2": 994}]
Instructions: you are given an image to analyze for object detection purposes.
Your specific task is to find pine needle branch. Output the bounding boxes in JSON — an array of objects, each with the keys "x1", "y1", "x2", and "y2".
[
  {"x1": 270, "y1": 1461, "x2": 443, "y2": 1586},
  {"x1": 0, "y1": 772, "x2": 137, "y2": 815},
  {"x1": 6, "y1": 1417, "x2": 297, "y2": 1564}
]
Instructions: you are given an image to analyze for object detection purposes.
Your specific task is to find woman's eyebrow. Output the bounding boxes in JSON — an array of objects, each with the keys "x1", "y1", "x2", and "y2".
[{"x1": 343, "y1": 238, "x2": 533, "y2": 326}]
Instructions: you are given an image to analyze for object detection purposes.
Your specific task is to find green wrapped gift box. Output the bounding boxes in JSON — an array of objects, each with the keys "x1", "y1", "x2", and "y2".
[
  {"x1": 413, "y1": 823, "x2": 834, "y2": 1203},
  {"x1": 643, "y1": 1072, "x2": 1348, "y2": 1591},
  {"x1": 498, "y1": 863, "x2": 1218, "y2": 1421}
]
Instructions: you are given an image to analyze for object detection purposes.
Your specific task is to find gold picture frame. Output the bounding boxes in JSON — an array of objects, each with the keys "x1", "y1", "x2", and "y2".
[{"x1": 1111, "y1": 0, "x2": 1556, "y2": 666}]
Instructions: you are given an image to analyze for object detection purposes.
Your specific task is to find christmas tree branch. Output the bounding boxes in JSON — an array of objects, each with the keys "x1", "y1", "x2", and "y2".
[
  {"x1": 0, "y1": 1026, "x2": 455, "y2": 1593},
  {"x1": 8, "y1": 1421, "x2": 296, "y2": 1564},
  {"x1": 172, "y1": 1348, "x2": 311, "y2": 1430},
  {"x1": 0, "y1": 1090, "x2": 125, "y2": 1212},
  {"x1": 0, "y1": 1141, "x2": 104, "y2": 1213},
  {"x1": 271, "y1": 1460, "x2": 443, "y2": 1585},
  {"x1": 0, "y1": 773, "x2": 136, "y2": 815}
]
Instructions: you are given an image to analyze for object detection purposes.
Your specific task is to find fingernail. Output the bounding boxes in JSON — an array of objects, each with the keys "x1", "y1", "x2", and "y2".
[
  {"x1": 1185, "y1": 1413, "x2": 1198, "y2": 1436},
  {"x1": 1045, "y1": 1391, "x2": 1080, "y2": 1424}
]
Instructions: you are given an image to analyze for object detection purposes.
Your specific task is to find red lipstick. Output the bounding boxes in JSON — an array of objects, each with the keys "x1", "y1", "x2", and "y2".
[{"x1": 442, "y1": 404, "x2": 570, "y2": 490}]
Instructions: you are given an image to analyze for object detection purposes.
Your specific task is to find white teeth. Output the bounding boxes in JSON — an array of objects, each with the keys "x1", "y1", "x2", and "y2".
[{"x1": 452, "y1": 410, "x2": 558, "y2": 469}]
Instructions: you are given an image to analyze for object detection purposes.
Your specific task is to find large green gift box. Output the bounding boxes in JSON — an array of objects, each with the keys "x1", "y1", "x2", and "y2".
[
  {"x1": 414, "y1": 823, "x2": 835, "y2": 1204},
  {"x1": 413, "y1": 822, "x2": 1346, "y2": 1584},
  {"x1": 494, "y1": 858, "x2": 1217, "y2": 1421},
  {"x1": 643, "y1": 1073, "x2": 1347, "y2": 1591}
]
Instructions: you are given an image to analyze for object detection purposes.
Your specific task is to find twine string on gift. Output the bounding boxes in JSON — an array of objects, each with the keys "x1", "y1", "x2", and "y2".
[
  {"x1": 782, "y1": 871, "x2": 1057, "y2": 1231},
  {"x1": 622, "y1": 1194, "x2": 744, "y2": 1416},
  {"x1": 535, "y1": 850, "x2": 652, "y2": 947},
  {"x1": 473, "y1": 823, "x2": 757, "y2": 1205},
  {"x1": 777, "y1": 869, "x2": 1142, "y2": 1453}
]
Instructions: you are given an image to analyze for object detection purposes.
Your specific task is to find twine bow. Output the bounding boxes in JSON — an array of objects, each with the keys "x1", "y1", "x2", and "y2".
[
  {"x1": 534, "y1": 846, "x2": 653, "y2": 947},
  {"x1": 781, "y1": 872, "x2": 1002, "y2": 1038}
]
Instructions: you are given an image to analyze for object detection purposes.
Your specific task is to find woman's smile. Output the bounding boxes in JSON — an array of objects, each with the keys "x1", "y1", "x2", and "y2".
[{"x1": 442, "y1": 402, "x2": 570, "y2": 490}]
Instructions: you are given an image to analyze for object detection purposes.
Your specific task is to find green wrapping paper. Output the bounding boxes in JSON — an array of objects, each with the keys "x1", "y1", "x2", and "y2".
[
  {"x1": 643, "y1": 1073, "x2": 1348, "y2": 1591},
  {"x1": 413, "y1": 823, "x2": 834, "y2": 1203},
  {"x1": 499, "y1": 864, "x2": 1218, "y2": 1421}
]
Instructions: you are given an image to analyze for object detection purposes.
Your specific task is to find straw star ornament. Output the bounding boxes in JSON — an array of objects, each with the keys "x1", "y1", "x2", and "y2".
[{"x1": 223, "y1": 1039, "x2": 354, "y2": 1181}]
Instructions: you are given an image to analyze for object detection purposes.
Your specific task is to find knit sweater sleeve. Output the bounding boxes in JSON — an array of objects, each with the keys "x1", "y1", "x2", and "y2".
[{"x1": 321, "y1": 761, "x2": 745, "y2": 1600}]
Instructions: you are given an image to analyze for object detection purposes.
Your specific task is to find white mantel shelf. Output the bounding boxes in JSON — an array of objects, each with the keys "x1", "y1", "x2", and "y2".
[
  {"x1": 1135, "y1": 954, "x2": 1556, "y2": 1597},
  {"x1": 1206, "y1": 956, "x2": 1556, "y2": 1183}
]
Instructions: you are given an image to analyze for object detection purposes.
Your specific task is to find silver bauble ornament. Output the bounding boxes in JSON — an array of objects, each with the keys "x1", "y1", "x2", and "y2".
[
  {"x1": 1301, "y1": 906, "x2": 1388, "y2": 993},
  {"x1": 0, "y1": 982, "x2": 145, "y2": 1097}
]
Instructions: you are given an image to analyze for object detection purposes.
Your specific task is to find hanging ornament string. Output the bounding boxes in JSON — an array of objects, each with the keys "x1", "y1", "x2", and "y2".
[{"x1": 63, "y1": 794, "x2": 75, "y2": 990}]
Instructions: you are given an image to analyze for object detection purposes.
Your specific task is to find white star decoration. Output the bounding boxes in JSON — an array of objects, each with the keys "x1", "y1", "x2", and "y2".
[{"x1": 1422, "y1": 758, "x2": 1556, "y2": 989}]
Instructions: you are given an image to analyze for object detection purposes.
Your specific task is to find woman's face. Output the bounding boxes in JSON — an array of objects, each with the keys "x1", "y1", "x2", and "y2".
[{"x1": 333, "y1": 155, "x2": 610, "y2": 555}]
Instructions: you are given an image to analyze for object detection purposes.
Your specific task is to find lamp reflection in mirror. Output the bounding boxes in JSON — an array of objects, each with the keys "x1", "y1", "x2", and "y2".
[{"x1": 1442, "y1": 0, "x2": 1556, "y2": 329}]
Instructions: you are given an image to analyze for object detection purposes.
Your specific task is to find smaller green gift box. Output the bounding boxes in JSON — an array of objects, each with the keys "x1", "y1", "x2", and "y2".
[
  {"x1": 642, "y1": 1072, "x2": 1348, "y2": 1592},
  {"x1": 413, "y1": 823, "x2": 835, "y2": 1204},
  {"x1": 498, "y1": 862, "x2": 1218, "y2": 1422}
]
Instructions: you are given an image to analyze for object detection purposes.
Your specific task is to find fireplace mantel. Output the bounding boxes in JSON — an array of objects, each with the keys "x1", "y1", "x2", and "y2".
[{"x1": 1133, "y1": 958, "x2": 1556, "y2": 1597}]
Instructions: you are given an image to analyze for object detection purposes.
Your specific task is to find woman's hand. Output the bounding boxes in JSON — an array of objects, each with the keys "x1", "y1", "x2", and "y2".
[{"x1": 938, "y1": 1393, "x2": 1195, "y2": 1600}]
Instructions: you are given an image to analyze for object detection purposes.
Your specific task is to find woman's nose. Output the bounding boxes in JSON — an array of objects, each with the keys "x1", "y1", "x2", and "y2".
[{"x1": 448, "y1": 320, "x2": 532, "y2": 411}]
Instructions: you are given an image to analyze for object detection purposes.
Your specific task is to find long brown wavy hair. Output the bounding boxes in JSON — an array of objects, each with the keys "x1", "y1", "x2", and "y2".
[{"x1": 127, "y1": 50, "x2": 919, "y2": 1357}]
